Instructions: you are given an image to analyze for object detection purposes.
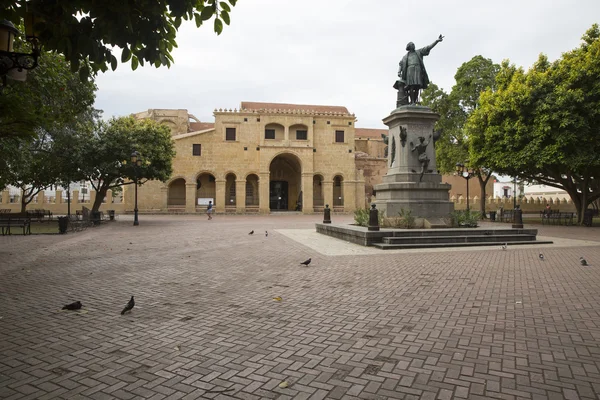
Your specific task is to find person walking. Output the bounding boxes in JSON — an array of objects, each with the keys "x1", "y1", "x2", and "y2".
[{"x1": 206, "y1": 201, "x2": 213, "y2": 220}]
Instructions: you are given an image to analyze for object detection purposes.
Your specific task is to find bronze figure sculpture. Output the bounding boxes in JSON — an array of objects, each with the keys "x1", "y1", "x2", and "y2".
[
  {"x1": 394, "y1": 35, "x2": 444, "y2": 106},
  {"x1": 410, "y1": 134, "x2": 433, "y2": 181}
]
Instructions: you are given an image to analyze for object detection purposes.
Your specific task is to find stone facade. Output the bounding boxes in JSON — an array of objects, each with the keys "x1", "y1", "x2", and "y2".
[{"x1": 130, "y1": 103, "x2": 365, "y2": 214}]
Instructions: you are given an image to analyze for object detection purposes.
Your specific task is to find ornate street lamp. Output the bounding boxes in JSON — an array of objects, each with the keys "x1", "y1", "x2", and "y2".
[
  {"x1": 0, "y1": 18, "x2": 41, "y2": 89},
  {"x1": 130, "y1": 151, "x2": 142, "y2": 226},
  {"x1": 455, "y1": 162, "x2": 475, "y2": 211}
]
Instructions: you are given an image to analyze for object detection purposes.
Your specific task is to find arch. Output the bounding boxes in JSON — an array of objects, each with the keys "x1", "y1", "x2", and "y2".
[
  {"x1": 313, "y1": 174, "x2": 324, "y2": 208},
  {"x1": 290, "y1": 123, "x2": 309, "y2": 141},
  {"x1": 168, "y1": 178, "x2": 186, "y2": 206},
  {"x1": 267, "y1": 150, "x2": 303, "y2": 167},
  {"x1": 264, "y1": 123, "x2": 285, "y2": 140},
  {"x1": 165, "y1": 175, "x2": 187, "y2": 186},
  {"x1": 245, "y1": 173, "x2": 259, "y2": 207},
  {"x1": 333, "y1": 174, "x2": 344, "y2": 207},
  {"x1": 225, "y1": 172, "x2": 237, "y2": 209},
  {"x1": 193, "y1": 170, "x2": 218, "y2": 182},
  {"x1": 328, "y1": 172, "x2": 346, "y2": 181},
  {"x1": 195, "y1": 172, "x2": 216, "y2": 206},
  {"x1": 269, "y1": 152, "x2": 302, "y2": 211},
  {"x1": 244, "y1": 171, "x2": 260, "y2": 180}
]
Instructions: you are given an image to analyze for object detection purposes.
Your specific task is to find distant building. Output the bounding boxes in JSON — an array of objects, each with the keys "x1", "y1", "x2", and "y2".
[
  {"x1": 523, "y1": 183, "x2": 570, "y2": 201},
  {"x1": 132, "y1": 103, "x2": 366, "y2": 213}
]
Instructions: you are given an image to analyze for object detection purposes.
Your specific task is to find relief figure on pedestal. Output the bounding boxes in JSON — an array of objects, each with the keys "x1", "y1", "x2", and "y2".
[
  {"x1": 390, "y1": 135, "x2": 396, "y2": 167},
  {"x1": 410, "y1": 134, "x2": 433, "y2": 181}
]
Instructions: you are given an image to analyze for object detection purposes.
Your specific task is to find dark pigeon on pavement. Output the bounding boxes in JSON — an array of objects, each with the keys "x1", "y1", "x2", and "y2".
[
  {"x1": 300, "y1": 258, "x2": 311, "y2": 266},
  {"x1": 580, "y1": 257, "x2": 588, "y2": 266},
  {"x1": 121, "y1": 296, "x2": 135, "y2": 315},
  {"x1": 62, "y1": 301, "x2": 82, "y2": 310},
  {"x1": 248, "y1": 230, "x2": 254, "y2": 235}
]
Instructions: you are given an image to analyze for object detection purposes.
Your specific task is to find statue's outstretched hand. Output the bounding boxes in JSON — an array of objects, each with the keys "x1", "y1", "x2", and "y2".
[{"x1": 438, "y1": 34, "x2": 444, "y2": 41}]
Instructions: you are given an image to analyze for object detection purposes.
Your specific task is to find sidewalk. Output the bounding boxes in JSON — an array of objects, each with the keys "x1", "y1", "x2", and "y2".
[{"x1": 1, "y1": 215, "x2": 599, "y2": 399}]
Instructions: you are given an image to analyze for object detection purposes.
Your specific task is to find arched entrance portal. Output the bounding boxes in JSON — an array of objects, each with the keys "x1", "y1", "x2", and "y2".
[
  {"x1": 168, "y1": 178, "x2": 186, "y2": 206},
  {"x1": 269, "y1": 153, "x2": 302, "y2": 211},
  {"x1": 196, "y1": 173, "x2": 216, "y2": 207}
]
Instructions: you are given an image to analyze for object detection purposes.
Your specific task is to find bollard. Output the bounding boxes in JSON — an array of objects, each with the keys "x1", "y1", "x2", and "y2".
[
  {"x1": 368, "y1": 204, "x2": 380, "y2": 231},
  {"x1": 512, "y1": 208, "x2": 523, "y2": 229},
  {"x1": 323, "y1": 204, "x2": 331, "y2": 224}
]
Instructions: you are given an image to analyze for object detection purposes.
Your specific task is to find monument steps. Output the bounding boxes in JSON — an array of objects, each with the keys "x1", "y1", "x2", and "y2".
[
  {"x1": 372, "y1": 239, "x2": 553, "y2": 250},
  {"x1": 382, "y1": 233, "x2": 536, "y2": 245},
  {"x1": 316, "y1": 223, "x2": 553, "y2": 248}
]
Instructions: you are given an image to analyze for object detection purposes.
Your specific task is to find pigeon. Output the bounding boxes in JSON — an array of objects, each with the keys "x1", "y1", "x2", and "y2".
[
  {"x1": 248, "y1": 230, "x2": 254, "y2": 235},
  {"x1": 580, "y1": 257, "x2": 588, "y2": 266},
  {"x1": 265, "y1": 231, "x2": 268, "y2": 237},
  {"x1": 121, "y1": 296, "x2": 135, "y2": 315},
  {"x1": 501, "y1": 243, "x2": 507, "y2": 251},
  {"x1": 300, "y1": 258, "x2": 312, "y2": 266},
  {"x1": 539, "y1": 253, "x2": 545, "y2": 261},
  {"x1": 62, "y1": 301, "x2": 82, "y2": 310}
]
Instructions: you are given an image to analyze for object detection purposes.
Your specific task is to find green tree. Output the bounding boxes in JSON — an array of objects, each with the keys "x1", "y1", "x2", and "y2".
[
  {"x1": 469, "y1": 25, "x2": 600, "y2": 224},
  {"x1": 0, "y1": 37, "x2": 97, "y2": 195},
  {"x1": 2, "y1": 0, "x2": 238, "y2": 79},
  {"x1": 76, "y1": 117, "x2": 176, "y2": 213},
  {"x1": 5, "y1": 131, "x2": 64, "y2": 213},
  {"x1": 0, "y1": 48, "x2": 97, "y2": 142},
  {"x1": 422, "y1": 56, "x2": 500, "y2": 217}
]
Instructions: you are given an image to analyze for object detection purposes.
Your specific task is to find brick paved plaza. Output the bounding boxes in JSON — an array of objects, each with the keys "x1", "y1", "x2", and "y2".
[{"x1": 1, "y1": 215, "x2": 600, "y2": 400}]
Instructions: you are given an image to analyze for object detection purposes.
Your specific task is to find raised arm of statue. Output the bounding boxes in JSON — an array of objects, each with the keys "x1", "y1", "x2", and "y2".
[
  {"x1": 420, "y1": 35, "x2": 444, "y2": 56},
  {"x1": 423, "y1": 134, "x2": 432, "y2": 147}
]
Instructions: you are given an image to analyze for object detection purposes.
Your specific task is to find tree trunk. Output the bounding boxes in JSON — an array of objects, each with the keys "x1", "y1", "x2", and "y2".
[
  {"x1": 20, "y1": 188, "x2": 32, "y2": 214},
  {"x1": 91, "y1": 185, "x2": 109, "y2": 213},
  {"x1": 477, "y1": 171, "x2": 492, "y2": 219}
]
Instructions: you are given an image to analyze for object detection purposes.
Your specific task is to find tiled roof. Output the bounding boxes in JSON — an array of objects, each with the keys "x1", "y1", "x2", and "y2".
[
  {"x1": 240, "y1": 101, "x2": 349, "y2": 114},
  {"x1": 355, "y1": 128, "x2": 388, "y2": 139},
  {"x1": 189, "y1": 122, "x2": 215, "y2": 132}
]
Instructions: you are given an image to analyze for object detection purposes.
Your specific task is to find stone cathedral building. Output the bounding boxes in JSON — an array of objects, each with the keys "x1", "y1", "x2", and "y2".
[{"x1": 131, "y1": 102, "x2": 388, "y2": 214}]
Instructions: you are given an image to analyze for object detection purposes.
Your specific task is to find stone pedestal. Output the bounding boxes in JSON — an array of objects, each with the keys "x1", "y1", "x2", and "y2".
[{"x1": 374, "y1": 105, "x2": 454, "y2": 227}]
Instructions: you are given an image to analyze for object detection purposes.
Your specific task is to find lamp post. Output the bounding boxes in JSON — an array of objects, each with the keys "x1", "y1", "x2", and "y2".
[
  {"x1": 131, "y1": 151, "x2": 142, "y2": 226},
  {"x1": 455, "y1": 162, "x2": 475, "y2": 211},
  {"x1": 0, "y1": 19, "x2": 40, "y2": 90},
  {"x1": 513, "y1": 176, "x2": 517, "y2": 210}
]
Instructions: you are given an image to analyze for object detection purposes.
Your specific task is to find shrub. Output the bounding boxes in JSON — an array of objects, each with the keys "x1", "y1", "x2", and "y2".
[
  {"x1": 354, "y1": 206, "x2": 385, "y2": 227},
  {"x1": 449, "y1": 210, "x2": 480, "y2": 227},
  {"x1": 354, "y1": 207, "x2": 369, "y2": 226},
  {"x1": 381, "y1": 208, "x2": 416, "y2": 228}
]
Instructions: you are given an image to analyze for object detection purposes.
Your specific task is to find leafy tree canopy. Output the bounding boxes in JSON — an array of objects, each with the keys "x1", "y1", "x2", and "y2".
[
  {"x1": 1, "y1": 0, "x2": 238, "y2": 79},
  {"x1": 468, "y1": 24, "x2": 600, "y2": 222},
  {"x1": 0, "y1": 46, "x2": 97, "y2": 141},
  {"x1": 74, "y1": 116, "x2": 176, "y2": 213},
  {"x1": 421, "y1": 56, "x2": 499, "y2": 217}
]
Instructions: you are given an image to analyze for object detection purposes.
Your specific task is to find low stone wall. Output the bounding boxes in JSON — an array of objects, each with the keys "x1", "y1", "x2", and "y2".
[
  {"x1": 0, "y1": 189, "x2": 125, "y2": 215},
  {"x1": 315, "y1": 223, "x2": 395, "y2": 246},
  {"x1": 452, "y1": 196, "x2": 577, "y2": 213}
]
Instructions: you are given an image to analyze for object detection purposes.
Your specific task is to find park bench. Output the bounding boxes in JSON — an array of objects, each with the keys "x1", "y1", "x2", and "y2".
[
  {"x1": 0, "y1": 217, "x2": 31, "y2": 235},
  {"x1": 26, "y1": 209, "x2": 53, "y2": 222},
  {"x1": 540, "y1": 209, "x2": 574, "y2": 225}
]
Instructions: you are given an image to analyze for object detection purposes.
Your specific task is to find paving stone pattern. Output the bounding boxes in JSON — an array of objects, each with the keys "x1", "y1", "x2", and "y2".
[{"x1": 1, "y1": 215, "x2": 600, "y2": 400}]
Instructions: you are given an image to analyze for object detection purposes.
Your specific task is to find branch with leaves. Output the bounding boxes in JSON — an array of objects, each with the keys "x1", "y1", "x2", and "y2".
[{"x1": 2, "y1": 0, "x2": 238, "y2": 80}]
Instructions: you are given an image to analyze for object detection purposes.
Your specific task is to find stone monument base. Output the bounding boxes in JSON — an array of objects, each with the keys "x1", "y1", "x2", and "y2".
[
  {"x1": 374, "y1": 105, "x2": 454, "y2": 227},
  {"x1": 375, "y1": 174, "x2": 454, "y2": 228}
]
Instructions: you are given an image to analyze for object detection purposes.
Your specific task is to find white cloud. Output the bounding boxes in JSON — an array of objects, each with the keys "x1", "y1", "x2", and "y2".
[{"x1": 94, "y1": 0, "x2": 600, "y2": 129}]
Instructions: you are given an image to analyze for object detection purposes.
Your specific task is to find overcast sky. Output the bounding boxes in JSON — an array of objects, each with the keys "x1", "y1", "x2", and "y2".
[{"x1": 94, "y1": 0, "x2": 600, "y2": 130}]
